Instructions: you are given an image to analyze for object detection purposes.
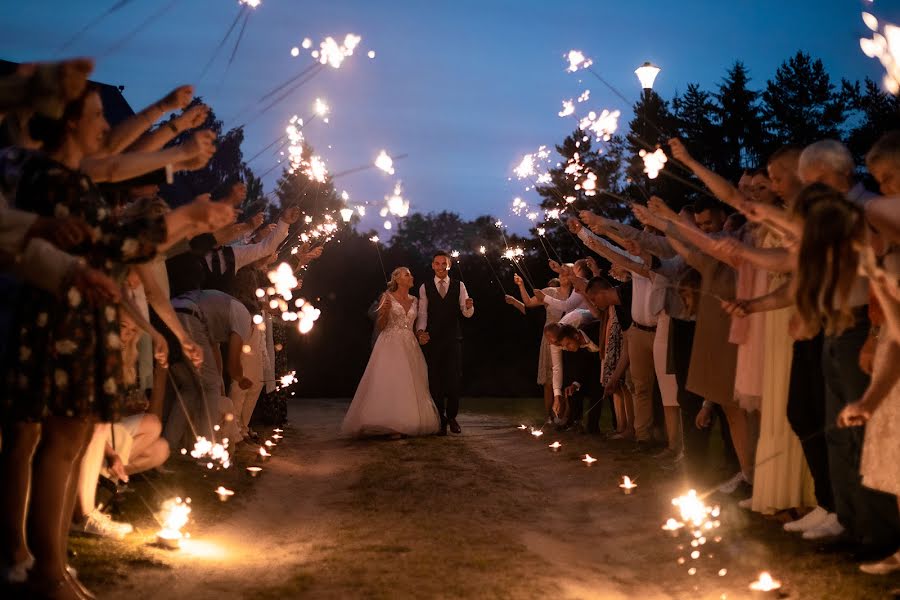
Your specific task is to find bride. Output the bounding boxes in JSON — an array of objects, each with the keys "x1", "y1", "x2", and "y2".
[{"x1": 342, "y1": 267, "x2": 441, "y2": 437}]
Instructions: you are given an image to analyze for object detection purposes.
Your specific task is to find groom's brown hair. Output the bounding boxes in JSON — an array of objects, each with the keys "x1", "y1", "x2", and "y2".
[{"x1": 432, "y1": 250, "x2": 451, "y2": 261}]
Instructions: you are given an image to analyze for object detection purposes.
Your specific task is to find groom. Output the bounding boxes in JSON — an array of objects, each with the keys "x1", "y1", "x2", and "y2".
[{"x1": 416, "y1": 251, "x2": 474, "y2": 435}]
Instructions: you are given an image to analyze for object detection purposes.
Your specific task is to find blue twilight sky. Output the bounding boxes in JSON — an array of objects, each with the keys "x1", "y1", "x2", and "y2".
[{"x1": 0, "y1": 1, "x2": 897, "y2": 233}]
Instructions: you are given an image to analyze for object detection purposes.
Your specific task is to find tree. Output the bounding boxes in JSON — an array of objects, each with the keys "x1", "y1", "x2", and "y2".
[
  {"x1": 712, "y1": 62, "x2": 767, "y2": 176},
  {"x1": 761, "y1": 52, "x2": 849, "y2": 150},
  {"x1": 845, "y1": 77, "x2": 900, "y2": 164},
  {"x1": 672, "y1": 83, "x2": 723, "y2": 174}
]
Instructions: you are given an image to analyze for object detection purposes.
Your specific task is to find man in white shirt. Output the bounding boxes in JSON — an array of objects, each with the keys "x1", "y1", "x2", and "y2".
[{"x1": 416, "y1": 251, "x2": 474, "y2": 435}]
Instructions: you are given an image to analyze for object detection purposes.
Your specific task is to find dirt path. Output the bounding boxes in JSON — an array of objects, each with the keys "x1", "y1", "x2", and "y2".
[{"x1": 98, "y1": 399, "x2": 897, "y2": 599}]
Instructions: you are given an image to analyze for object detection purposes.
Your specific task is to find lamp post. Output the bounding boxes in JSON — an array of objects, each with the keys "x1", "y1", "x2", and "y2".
[{"x1": 635, "y1": 61, "x2": 660, "y2": 196}]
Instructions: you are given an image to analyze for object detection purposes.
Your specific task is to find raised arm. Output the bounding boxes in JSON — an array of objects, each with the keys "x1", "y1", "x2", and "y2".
[
  {"x1": 83, "y1": 128, "x2": 215, "y2": 184},
  {"x1": 128, "y1": 104, "x2": 210, "y2": 152},
  {"x1": 668, "y1": 138, "x2": 749, "y2": 210},
  {"x1": 514, "y1": 273, "x2": 544, "y2": 307},
  {"x1": 101, "y1": 85, "x2": 194, "y2": 156},
  {"x1": 571, "y1": 220, "x2": 651, "y2": 278},
  {"x1": 709, "y1": 236, "x2": 795, "y2": 273},
  {"x1": 648, "y1": 196, "x2": 739, "y2": 269}
]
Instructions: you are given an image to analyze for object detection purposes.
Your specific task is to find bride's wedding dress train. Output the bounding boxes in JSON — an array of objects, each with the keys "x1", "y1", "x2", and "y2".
[{"x1": 342, "y1": 294, "x2": 440, "y2": 437}]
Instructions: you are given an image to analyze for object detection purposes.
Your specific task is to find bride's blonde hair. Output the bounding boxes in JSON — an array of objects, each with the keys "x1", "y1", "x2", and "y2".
[{"x1": 387, "y1": 267, "x2": 410, "y2": 292}]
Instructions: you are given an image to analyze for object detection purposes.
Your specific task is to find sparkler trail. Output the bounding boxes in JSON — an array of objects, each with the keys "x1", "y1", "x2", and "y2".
[
  {"x1": 479, "y1": 247, "x2": 509, "y2": 295},
  {"x1": 98, "y1": 0, "x2": 180, "y2": 59},
  {"x1": 55, "y1": 0, "x2": 135, "y2": 55},
  {"x1": 197, "y1": 5, "x2": 248, "y2": 80},
  {"x1": 331, "y1": 153, "x2": 409, "y2": 179},
  {"x1": 226, "y1": 9, "x2": 252, "y2": 70}
]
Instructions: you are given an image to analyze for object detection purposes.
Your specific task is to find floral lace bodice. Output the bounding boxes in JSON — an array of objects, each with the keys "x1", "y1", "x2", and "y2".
[{"x1": 383, "y1": 294, "x2": 418, "y2": 333}]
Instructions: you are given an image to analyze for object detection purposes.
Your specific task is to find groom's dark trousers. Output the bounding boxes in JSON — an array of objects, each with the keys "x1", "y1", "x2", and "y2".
[{"x1": 423, "y1": 277, "x2": 464, "y2": 423}]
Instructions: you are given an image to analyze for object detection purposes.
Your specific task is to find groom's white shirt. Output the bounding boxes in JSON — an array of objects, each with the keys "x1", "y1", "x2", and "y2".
[{"x1": 416, "y1": 276, "x2": 474, "y2": 331}]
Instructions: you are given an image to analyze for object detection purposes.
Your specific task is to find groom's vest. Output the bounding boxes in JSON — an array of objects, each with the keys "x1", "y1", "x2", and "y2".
[{"x1": 424, "y1": 277, "x2": 463, "y2": 341}]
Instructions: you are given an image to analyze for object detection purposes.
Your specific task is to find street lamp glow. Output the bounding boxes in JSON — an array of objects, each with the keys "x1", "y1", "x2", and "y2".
[{"x1": 634, "y1": 61, "x2": 661, "y2": 90}]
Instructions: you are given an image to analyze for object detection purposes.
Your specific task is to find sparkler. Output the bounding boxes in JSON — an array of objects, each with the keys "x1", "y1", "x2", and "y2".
[
  {"x1": 548, "y1": 441, "x2": 562, "y2": 451},
  {"x1": 859, "y1": 11, "x2": 900, "y2": 93},
  {"x1": 278, "y1": 371, "x2": 298, "y2": 390},
  {"x1": 639, "y1": 148, "x2": 668, "y2": 179},
  {"x1": 565, "y1": 50, "x2": 593, "y2": 72},
  {"x1": 156, "y1": 497, "x2": 191, "y2": 549},
  {"x1": 581, "y1": 454, "x2": 597, "y2": 465},
  {"x1": 478, "y1": 246, "x2": 508, "y2": 295},
  {"x1": 558, "y1": 100, "x2": 575, "y2": 117},
  {"x1": 375, "y1": 150, "x2": 395, "y2": 175},
  {"x1": 578, "y1": 109, "x2": 621, "y2": 142}
]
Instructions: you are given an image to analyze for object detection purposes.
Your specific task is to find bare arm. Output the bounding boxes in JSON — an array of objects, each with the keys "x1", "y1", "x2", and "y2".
[
  {"x1": 101, "y1": 85, "x2": 194, "y2": 156},
  {"x1": 576, "y1": 226, "x2": 651, "y2": 278},
  {"x1": 514, "y1": 274, "x2": 543, "y2": 307},
  {"x1": 128, "y1": 104, "x2": 210, "y2": 152},
  {"x1": 710, "y1": 236, "x2": 795, "y2": 273},
  {"x1": 668, "y1": 138, "x2": 748, "y2": 210},
  {"x1": 650, "y1": 197, "x2": 739, "y2": 268}
]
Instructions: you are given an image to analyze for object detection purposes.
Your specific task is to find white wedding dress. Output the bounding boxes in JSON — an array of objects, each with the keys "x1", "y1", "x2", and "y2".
[{"x1": 341, "y1": 294, "x2": 441, "y2": 437}]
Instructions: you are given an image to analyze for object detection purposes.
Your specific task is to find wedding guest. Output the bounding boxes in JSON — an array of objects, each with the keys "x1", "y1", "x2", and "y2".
[
  {"x1": 509, "y1": 273, "x2": 569, "y2": 424},
  {"x1": 166, "y1": 289, "x2": 254, "y2": 448},
  {"x1": 793, "y1": 183, "x2": 900, "y2": 559}
]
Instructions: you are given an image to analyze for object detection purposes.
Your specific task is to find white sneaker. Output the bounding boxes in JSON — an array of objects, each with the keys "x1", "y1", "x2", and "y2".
[
  {"x1": 80, "y1": 509, "x2": 133, "y2": 540},
  {"x1": 802, "y1": 513, "x2": 844, "y2": 540},
  {"x1": 717, "y1": 471, "x2": 745, "y2": 494},
  {"x1": 738, "y1": 498, "x2": 753, "y2": 510},
  {"x1": 784, "y1": 506, "x2": 828, "y2": 532}
]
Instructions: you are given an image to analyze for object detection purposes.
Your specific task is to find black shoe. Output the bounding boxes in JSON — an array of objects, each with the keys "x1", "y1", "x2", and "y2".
[
  {"x1": 448, "y1": 418, "x2": 461, "y2": 434},
  {"x1": 731, "y1": 480, "x2": 753, "y2": 500},
  {"x1": 630, "y1": 440, "x2": 657, "y2": 454}
]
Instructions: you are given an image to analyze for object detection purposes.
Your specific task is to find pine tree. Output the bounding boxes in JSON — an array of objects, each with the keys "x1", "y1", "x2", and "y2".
[
  {"x1": 761, "y1": 52, "x2": 848, "y2": 150},
  {"x1": 713, "y1": 62, "x2": 766, "y2": 175},
  {"x1": 845, "y1": 77, "x2": 900, "y2": 163}
]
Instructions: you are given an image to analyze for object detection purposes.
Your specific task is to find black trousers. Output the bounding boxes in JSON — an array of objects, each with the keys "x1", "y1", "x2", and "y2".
[
  {"x1": 562, "y1": 349, "x2": 603, "y2": 430},
  {"x1": 822, "y1": 316, "x2": 900, "y2": 548},
  {"x1": 426, "y1": 338, "x2": 461, "y2": 422},
  {"x1": 787, "y1": 334, "x2": 834, "y2": 512}
]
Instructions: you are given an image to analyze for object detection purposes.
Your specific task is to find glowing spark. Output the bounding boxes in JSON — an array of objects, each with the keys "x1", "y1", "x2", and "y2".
[
  {"x1": 317, "y1": 33, "x2": 362, "y2": 69},
  {"x1": 290, "y1": 47, "x2": 299, "y2": 57},
  {"x1": 278, "y1": 371, "x2": 298, "y2": 389},
  {"x1": 450, "y1": 250, "x2": 460, "y2": 258},
  {"x1": 517, "y1": 424, "x2": 527, "y2": 430},
  {"x1": 579, "y1": 109, "x2": 620, "y2": 142},
  {"x1": 190, "y1": 437, "x2": 231, "y2": 469},
  {"x1": 313, "y1": 97, "x2": 330, "y2": 117},
  {"x1": 537, "y1": 227, "x2": 545, "y2": 236},
  {"x1": 863, "y1": 11, "x2": 879, "y2": 31},
  {"x1": 375, "y1": 150, "x2": 395, "y2": 174},
  {"x1": 513, "y1": 146, "x2": 550, "y2": 179},
  {"x1": 267, "y1": 262, "x2": 298, "y2": 301},
  {"x1": 639, "y1": 148, "x2": 668, "y2": 179},
  {"x1": 301, "y1": 38, "x2": 312, "y2": 49},
  {"x1": 548, "y1": 441, "x2": 561, "y2": 450},
  {"x1": 558, "y1": 99, "x2": 575, "y2": 117},
  {"x1": 304, "y1": 155, "x2": 328, "y2": 182},
  {"x1": 298, "y1": 302, "x2": 321, "y2": 334},
  {"x1": 239, "y1": 0, "x2": 261, "y2": 8},
  {"x1": 385, "y1": 181, "x2": 409, "y2": 217},
  {"x1": 356, "y1": 206, "x2": 366, "y2": 216},
  {"x1": 530, "y1": 428, "x2": 544, "y2": 438},
  {"x1": 370, "y1": 235, "x2": 380, "y2": 243},
  {"x1": 661, "y1": 518, "x2": 684, "y2": 536},
  {"x1": 479, "y1": 246, "x2": 486, "y2": 254},
  {"x1": 577, "y1": 89, "x2": 590, "y2": 102},
  {"x1": 156, "y1": 497, "x2": 191, "y2": 548},
  {"x1": 582, "y1": 454, "x2": 597, "y2": 465},
  {"x1": 383, "y1": 220, "x2": 392, "y2": 230},
  {"x1": 566, "y1": 49, "x2": 593, "y2": 72},
  {"x1": 749, "y1": 572, "x2": 781, "y2": 592},
  {"x1": 671, "y1": 490, "x2": 717, "y2": 527},
  {"x1": 526, "y1": 212, "x2": 538, "y2": 221},
  {"x1": 368, "y1": 50, "x2": 376, "y2": 59}
]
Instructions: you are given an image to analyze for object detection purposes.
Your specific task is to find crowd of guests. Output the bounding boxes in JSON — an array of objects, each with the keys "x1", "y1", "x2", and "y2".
[
  {"x1": 0, "y1": 58, "x2": 321, "y2": 598},
  {"x1": 507, "y1": 134, "x2": 900, "y2": 576}
]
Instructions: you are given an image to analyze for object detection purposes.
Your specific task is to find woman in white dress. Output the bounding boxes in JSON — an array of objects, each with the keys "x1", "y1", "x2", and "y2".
[{"x1": 342, "y1": 267, "x2": 441, "y2": 437}]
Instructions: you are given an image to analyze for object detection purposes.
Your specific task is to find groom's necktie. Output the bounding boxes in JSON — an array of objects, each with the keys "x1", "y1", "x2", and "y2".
[{"x1": 438, "y1": 279, "x2": 448, "y2": 298}]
